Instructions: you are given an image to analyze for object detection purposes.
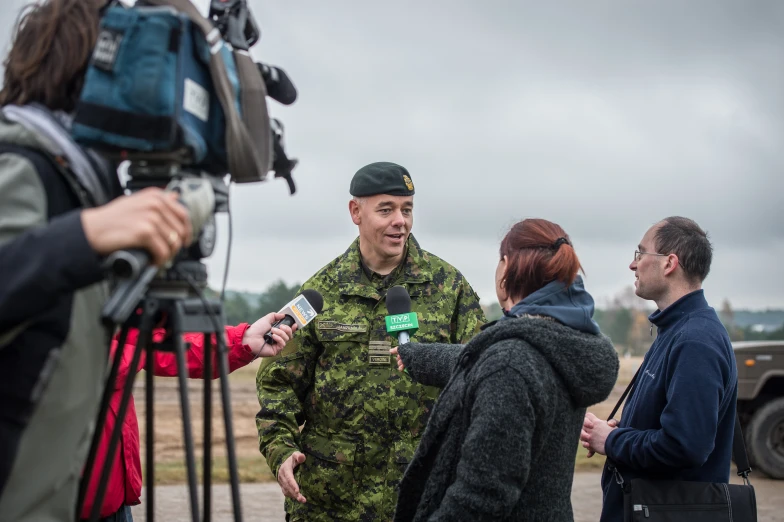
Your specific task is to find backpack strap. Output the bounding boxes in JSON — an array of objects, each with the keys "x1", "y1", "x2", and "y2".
[
  {"x1": 0, "y1": 143, "x2": 84, "y2": 349},
  {"x1": 0, "y1": 143, "x2": 92, "y2": 211}
]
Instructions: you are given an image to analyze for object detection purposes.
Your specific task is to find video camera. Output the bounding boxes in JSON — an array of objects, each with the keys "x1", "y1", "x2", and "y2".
[
  {"x1": 73, "y1": 0, "x2": 297, "y2": 186},
  {"x1": 69, "y1": 0, "x2": 299, "y2": 324}
]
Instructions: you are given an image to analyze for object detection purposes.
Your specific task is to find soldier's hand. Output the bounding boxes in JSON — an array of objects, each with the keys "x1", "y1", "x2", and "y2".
[
  {"x1": 278, "y1": 451, "x2": 307, "y2": 504},
  {"x1": 390, "y1": 347, "x2": 405, "y2": 372}
]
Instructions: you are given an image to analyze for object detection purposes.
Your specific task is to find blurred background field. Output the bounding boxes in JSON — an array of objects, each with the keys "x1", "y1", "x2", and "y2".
[{"x1": 136, "y1": 355, "x2": 644, "y2": 483}]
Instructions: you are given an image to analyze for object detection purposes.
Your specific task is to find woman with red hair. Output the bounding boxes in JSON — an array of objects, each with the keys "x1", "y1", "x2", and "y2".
[{"x1": 392, "y1": 219, "x2": 619, "y2": 522}]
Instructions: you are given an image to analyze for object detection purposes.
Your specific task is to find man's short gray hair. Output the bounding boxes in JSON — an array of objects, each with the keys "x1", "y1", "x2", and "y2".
[{"x1": 654, "y1": 216, "x2": 713, "y2": 283}]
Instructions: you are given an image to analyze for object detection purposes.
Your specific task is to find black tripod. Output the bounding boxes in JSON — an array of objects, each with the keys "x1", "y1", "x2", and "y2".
[{"x1": 76, "y1": 259, "x2": 244, "y2": 522}]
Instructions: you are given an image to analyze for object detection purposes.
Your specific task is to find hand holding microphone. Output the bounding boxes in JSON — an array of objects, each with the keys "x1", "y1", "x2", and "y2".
[
  {"x1": 385, "y1": 286, "x2": 419, "y2": 371},
  {"x1": 390, "y1": 347, "x2": 406, "y2": 372},
  {"x1": 242, "y1": 312, "x2": 297, "y2": 358},
  {"x1": 263, "y1": 289, "x2": 324, "y2": 346}
]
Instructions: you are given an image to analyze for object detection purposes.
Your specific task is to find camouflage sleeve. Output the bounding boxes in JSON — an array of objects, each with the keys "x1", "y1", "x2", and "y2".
[
  {"x1": 452, "y1": 275, "x2": 486, "y2": 344},
  {"x1": 255, "y1": 322, "x2": 320, "y2": 477}
]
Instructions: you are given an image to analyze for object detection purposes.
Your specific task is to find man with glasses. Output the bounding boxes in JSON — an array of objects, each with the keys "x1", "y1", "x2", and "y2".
[{"x1": 580, "y1": 217, "x2": 738, "y2": 522}]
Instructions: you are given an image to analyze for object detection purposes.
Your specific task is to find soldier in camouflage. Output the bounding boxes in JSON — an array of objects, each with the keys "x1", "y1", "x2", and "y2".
[{"x1": 256, "y1": 161, "x2": 486, "y2": 521}]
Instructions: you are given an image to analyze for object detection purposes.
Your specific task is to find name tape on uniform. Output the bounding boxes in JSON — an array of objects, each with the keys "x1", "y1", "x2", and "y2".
[
  {"x1": 369, "y1": 340, "x2": 392, "y2": 366},
  {"x1": 317, "y1": 321, "x2": 368, "y2": 333}
]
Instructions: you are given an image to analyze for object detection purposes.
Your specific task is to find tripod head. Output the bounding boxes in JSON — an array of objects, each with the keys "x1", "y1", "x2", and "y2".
[{"x1": 100, "y1": 159, "x2": 228, "y2": 327}]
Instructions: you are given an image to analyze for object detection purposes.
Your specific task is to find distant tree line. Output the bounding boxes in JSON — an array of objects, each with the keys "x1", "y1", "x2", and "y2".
[
  {"x1": 213, "y1": 282, "x2": 784, "y2": 348},
  {"x1": 481, "y1": 287, "x2": 784, "y2": 356},
  {"x1": 208, "y1": 280, "x2": 301, "y2": 326},
  {"x1": 718, "y1": 298, "x2": 784, "y2": 342}
]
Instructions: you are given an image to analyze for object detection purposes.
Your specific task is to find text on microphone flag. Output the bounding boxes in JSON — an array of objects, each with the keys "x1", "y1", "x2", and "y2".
[
  {"x1": 385, "y1": 313, "x2": 419, "y2": 334},
  {"x1": 284, "y1": 294, "x2": 320, "y2": 328}
]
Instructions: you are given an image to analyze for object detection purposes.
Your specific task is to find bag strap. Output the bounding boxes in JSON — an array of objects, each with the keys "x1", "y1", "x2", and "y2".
[
  {"x1": 733, "y1": 413, "x2": 752, "y2": 480},
  {"x1": 607, "y1": 363, "x2": 641, "y2": 422},
  {"x1": 232, "y1": 51, "x2": 273, "y2": 181},
  {"x1": 608, "y1": 361, "x2": 753, "y2": 481},
  {"x1": 143, "y1": 0, "x2": 272, "y2": 182}
]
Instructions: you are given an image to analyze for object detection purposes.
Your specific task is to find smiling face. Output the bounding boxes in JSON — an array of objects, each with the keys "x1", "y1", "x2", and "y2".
[{"x1": 350, "y1": 194, "x2": 413, "y2": 268}]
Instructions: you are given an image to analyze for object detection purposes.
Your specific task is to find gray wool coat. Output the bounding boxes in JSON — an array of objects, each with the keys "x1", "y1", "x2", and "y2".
[{"x1": 394, "y1": 316, "x2": 619, "y2": 522}]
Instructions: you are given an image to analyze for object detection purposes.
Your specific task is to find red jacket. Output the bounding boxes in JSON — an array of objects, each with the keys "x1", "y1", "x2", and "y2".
[{"x1": 80, "y1": 324, "x2": 254, "y2": 519}]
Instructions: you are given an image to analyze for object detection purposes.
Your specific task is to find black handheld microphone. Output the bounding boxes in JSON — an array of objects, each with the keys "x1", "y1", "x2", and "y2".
[
  {"x1": 385, "y1": 285, "x2": 419, "y2": 345},
  {"x1": 258, "y1": 63, "x2": 298, "y2": 105},
  {"x1": 263, "y1": 289, "x2": 323, "y2": 345}
]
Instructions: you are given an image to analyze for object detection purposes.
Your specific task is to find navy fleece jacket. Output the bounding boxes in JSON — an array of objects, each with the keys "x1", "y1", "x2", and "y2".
[{"x1": 599, "y1": 290, "x2": 737, "y2": 522}]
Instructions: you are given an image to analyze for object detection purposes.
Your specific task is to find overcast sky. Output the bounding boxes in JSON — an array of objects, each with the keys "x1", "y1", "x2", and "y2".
[{"x1": 2, "y1": 1, "x2": 782, "y2": 309}]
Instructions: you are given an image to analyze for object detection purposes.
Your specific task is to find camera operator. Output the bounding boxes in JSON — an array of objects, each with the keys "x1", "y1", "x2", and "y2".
[{"x1": 0, "y1": 1, "x2": 194, "y2": 520}]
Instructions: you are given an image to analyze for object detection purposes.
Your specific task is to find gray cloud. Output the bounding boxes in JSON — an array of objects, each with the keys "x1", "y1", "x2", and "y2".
[{"x1": 0, "y1": 0, "x2": 781, "y2": 309}]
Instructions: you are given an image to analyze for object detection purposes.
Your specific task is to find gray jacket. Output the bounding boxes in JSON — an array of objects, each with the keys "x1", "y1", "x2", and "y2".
[
  {"x1": 0, "y1": 110, "x2": 112, "y2": 522},
  {"x1": 394, "y1": 315, "x2": 619, "y2": 522}
]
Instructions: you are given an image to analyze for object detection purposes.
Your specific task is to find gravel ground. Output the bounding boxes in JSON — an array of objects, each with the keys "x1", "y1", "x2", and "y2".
[{"x1": 131, "y1": 471, "x2": 784, "y2": 522}]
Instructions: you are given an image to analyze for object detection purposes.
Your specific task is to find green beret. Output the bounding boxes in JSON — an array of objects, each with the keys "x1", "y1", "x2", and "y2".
[{"x1": 350, "y1": 162, "x2": 415, "y2": 197}]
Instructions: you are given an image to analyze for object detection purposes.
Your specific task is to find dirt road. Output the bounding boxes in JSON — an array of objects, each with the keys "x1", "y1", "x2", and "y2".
[
  {"x1": 131, "y1": 358, "x2": 783, "y2": 520},
  {"x1": 131, "y1": 471, "x2": 783, "y2": 521}
]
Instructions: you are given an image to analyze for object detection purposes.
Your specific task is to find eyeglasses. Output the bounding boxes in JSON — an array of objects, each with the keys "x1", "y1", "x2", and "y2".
[{"x1": 634, "y1": 250, "x2": 669, "y2": 262}]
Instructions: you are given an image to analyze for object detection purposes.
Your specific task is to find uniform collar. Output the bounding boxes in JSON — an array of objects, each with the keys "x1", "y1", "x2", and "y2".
[{"x1": 337, "y1": 235, "x2": 432, "y2": 301}]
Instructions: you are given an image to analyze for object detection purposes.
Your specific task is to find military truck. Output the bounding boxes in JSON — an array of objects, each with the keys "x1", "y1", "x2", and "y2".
[{"x1": 734, "y1": 340, "x2": 784, "y2": 479}]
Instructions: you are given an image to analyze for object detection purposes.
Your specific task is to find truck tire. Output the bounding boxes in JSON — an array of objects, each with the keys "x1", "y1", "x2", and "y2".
[{"x1": 747, "y1": 396, "x2": 784, "y2": 479}]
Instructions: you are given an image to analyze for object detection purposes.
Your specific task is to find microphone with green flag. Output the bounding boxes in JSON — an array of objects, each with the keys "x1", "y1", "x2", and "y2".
[{"x1": 385, "y1": 285, "x2": 419, "y2": 344}]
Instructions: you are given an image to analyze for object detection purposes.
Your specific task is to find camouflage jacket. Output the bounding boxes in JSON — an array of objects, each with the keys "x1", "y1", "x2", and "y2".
[{"x1": 256, "y1": 235, "x2": 485, "y2": 521}]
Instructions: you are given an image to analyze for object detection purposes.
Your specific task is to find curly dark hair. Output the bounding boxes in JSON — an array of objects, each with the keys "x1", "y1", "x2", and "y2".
[{"x1": 0, "y1": 0, "x2": 107, "y2": 112}]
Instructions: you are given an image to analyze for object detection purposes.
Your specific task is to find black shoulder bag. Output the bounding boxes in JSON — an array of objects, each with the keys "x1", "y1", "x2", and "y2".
[{"x1": 607, "y1": 366, "x2": 758, "y2": 522}]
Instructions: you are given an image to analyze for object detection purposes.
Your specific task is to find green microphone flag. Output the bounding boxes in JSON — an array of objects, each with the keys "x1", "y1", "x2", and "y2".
[
  {"x1": 385, "y1": 313, "x2": 419, "y2": 335},
  {"x1": 386, "y1": 285, "x2": 417, "y2": 345}
]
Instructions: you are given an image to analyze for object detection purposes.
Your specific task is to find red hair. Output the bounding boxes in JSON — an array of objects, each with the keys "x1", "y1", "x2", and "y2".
[{"x1": 499, "y1": 218, "x2": 584, "y2": 301}]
